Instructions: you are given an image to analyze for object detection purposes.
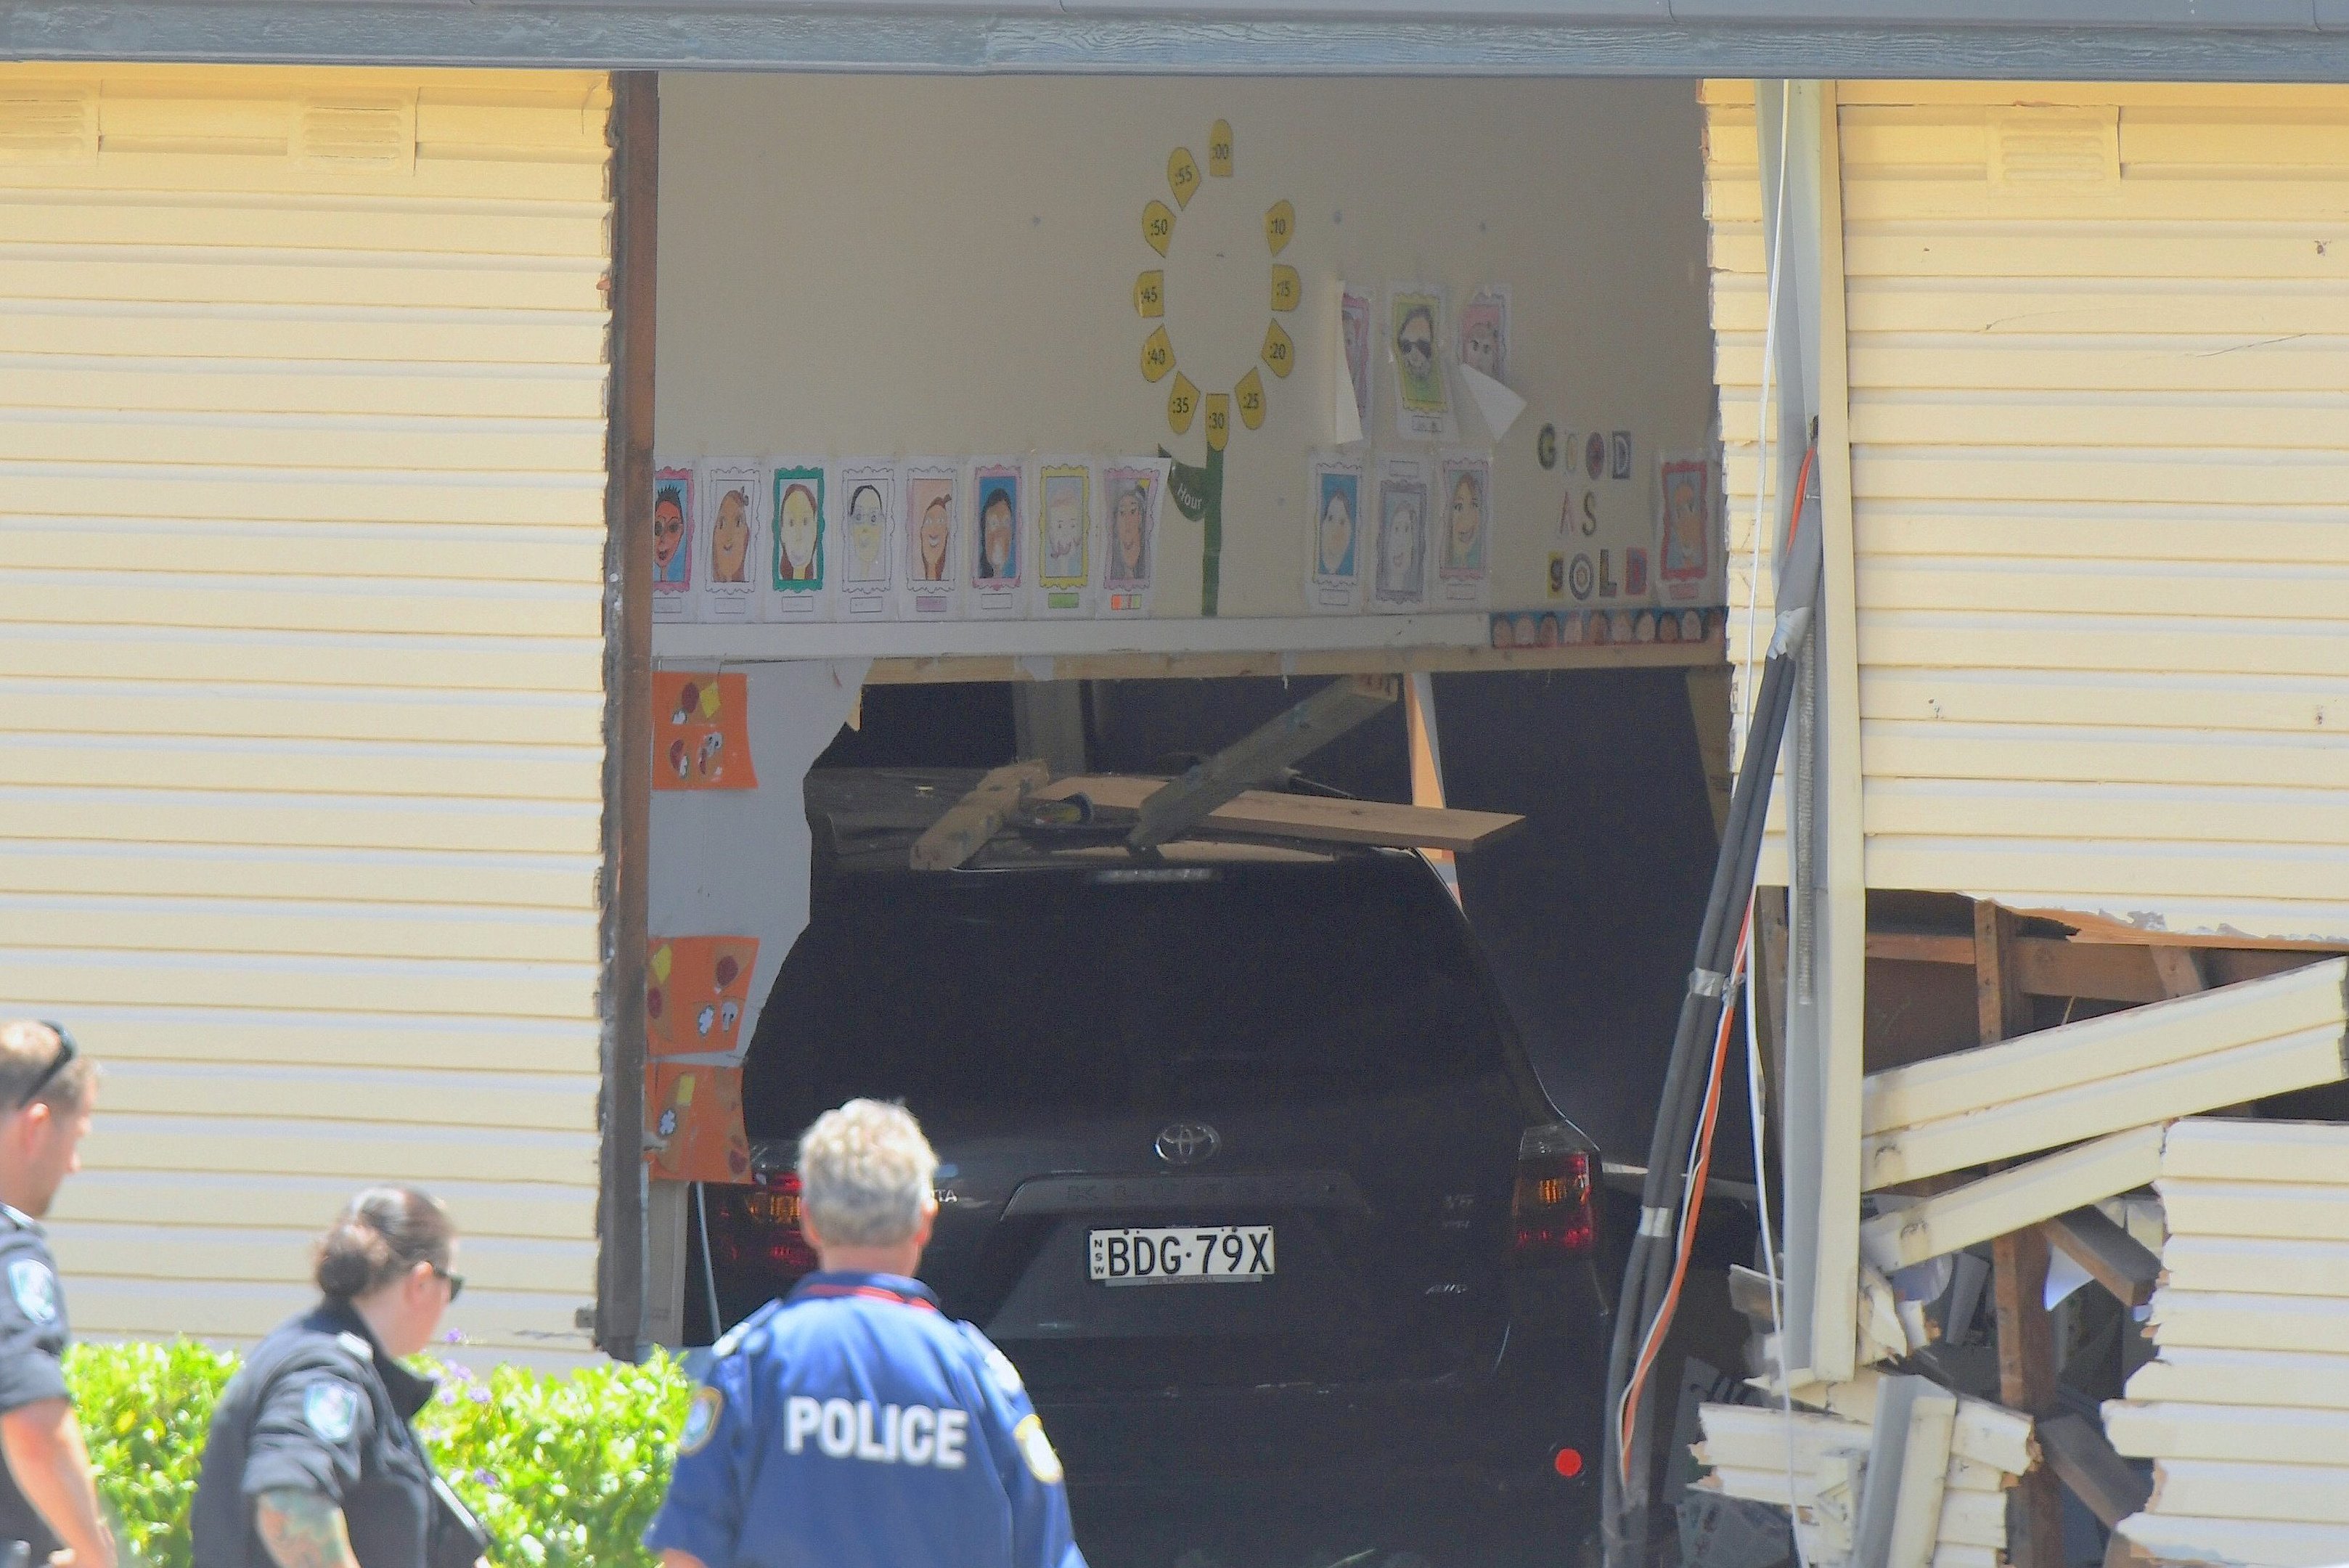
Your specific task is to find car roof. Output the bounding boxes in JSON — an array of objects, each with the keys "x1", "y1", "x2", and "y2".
[{"x1": 807, "y1": 767, "x2": 1384, "y2": 875}]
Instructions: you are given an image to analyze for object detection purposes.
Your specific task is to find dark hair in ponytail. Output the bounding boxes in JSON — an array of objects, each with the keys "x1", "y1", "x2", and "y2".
[{"x1": 315, "y1": 1186, "x2": 454, "y2": 1302}]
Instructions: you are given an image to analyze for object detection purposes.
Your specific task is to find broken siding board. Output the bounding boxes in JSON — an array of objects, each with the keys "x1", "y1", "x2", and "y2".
[
  {"x1": 2116, "y1": 1513, "x2": 2349, "y2": 1568},
  {"x1": 2159, "y1": 1180, "x2": 2349, "y2": 1240},
  {"x1": 2106, "y1": 1401, "x2": 2349, "y2": 1469},
  {"x1": 2146, "y1": 1291, "x2": 2349, "y2": 1355},
  {"x1": 2161, "y1": 1116, "x2": 2349, "y2": 1185},
  {"x1": 2124, "y1": 1347, "x2": 2349, "y2": 1410},
  {"x1": 1860, "y1": 1126, "x2": 2165, "y2": 1270},
  {"x1": 1702, "y1": 1470, "x2": 2005, "y2": 1548},
  {"x1": 2160, "y1": 1236, "x2": 2349, "y2": 1299},
  {"x1": 1863, "y1": 959, "x2": 2349, "y2": 1135},
  {"x1": 1863, "y1": 1024, "x2": 2349, "y2": 1189},
  {"x1": 1778, "y1": 1373, "x2": 2036, "y2": 1475},
  {"x1": 2149, "y1": 1460, "x2": 2349, "y2": 1527}
]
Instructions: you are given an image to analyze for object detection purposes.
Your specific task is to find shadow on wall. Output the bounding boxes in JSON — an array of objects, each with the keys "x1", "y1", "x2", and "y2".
[{"x1": 814, "y1": 669, "x2": 1740, "y2": 1169}]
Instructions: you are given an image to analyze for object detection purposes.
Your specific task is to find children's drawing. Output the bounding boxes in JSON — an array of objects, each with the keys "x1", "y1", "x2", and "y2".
[
  {"x1": 1389, "y1": 287, "x2": 1454, "y2": 441},
  {"x1": 1098, "y1": 459, "x2": 1169, "y2": 619},
  {"x1": 764, "y1": 460, "x2": 828, "y2": 621},
  {"x1": 1659, "y1": 453, "x2": 1714, "y2": 600},
  {"x1": 1339, "y1": 285, "x2": 1373, "y2": 442},
  {"x1": 967, "y1": 460, "x2": 1024, "y2": 618},
  {"x1": 699, "y1": 460, "x2": 762, "y2": 623},
  {"x1": 652, "y1": 671, "x2": 757, "y2": 792},
  {"x1": 1306, "y1": 449, "x2": 1366, "y2": 615},
  {"x1": 899, "y1": 461, "x2": 962, "y2": 619},
  {"x1": 1372, "y1": 454, "x2": 1430, "y2": 613},
  {"x1": 644, "y1": 1061, "x2": 751, "y2": 1183},
  {"x1": 1436, "y1": 450, "x2": 1492, "y2": 609},
  {"x1": 1034, "y1": 459, "x2": 1094, "y2": 616},
  {"x1": 651, "y1": 462, "x2": 695, "y2": 622},
  {"x1": 1458, "y1": 286, "x2": 1511, "y2": 385},
  {"x1": 834, "y1": 460, "x2": 898, "y2": 618}
]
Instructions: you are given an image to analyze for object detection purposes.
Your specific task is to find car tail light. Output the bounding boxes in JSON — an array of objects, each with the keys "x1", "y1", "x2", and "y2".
[
  {"x1": 711, "y1": 1172, "x2": 817, "y2": 1281},
  {"x1": 1512, "y1": 1124, "x2": 1598, "y2": 1261}
]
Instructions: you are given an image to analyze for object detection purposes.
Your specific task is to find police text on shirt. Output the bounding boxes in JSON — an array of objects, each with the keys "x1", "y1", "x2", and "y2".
[{"x1": 784, "y1": 1397, "x2": 968, "y2": 1468}]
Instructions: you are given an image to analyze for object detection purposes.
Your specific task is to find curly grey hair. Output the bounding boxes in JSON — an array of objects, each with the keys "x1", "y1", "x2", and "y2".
[{"x1": 796, "y1": 1099, "x2": 938, "y2": 1248}]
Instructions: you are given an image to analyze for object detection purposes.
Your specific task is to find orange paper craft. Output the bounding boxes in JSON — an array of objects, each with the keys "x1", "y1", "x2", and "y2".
[
  {"x1": 645, "y1": 1063, "x2": 751, "y2": 1184},
  {"x1": 646, "y1": 935, "x2": 759, "y2": 1058},
  {"x1": 653, "y1": 671, "x2": 757, "y2": 791}
]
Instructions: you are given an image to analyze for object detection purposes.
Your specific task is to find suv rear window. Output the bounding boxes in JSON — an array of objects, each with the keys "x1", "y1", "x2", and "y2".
[{"x1": 744, "y1": 855, "x2": 1507, "y2": 1135}]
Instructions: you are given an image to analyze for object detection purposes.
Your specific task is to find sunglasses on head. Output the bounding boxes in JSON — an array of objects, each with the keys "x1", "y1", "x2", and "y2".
[{"x1": 21, "y1": 1023, "x2": 75, "y2": 1110}]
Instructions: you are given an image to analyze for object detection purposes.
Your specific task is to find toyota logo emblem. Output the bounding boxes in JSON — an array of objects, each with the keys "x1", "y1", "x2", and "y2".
[{"x1": 1154, "y1": 1122, "x2": 1220, "y2": 1166}]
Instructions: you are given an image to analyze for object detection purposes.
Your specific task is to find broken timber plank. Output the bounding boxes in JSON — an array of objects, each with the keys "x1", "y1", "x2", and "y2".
[
  {"x1": 2042, "y1": 1205, "x2": 2162, "y2": 1310},
  {"x1": 1035, "y1": 774, "x2": 1521, "y2": 852},
  {"x1": 1860, "y1": 1126, "x2": 2165, "y2": 1273},
  {"x1": 2152, "y1": 946, "x2": 2209, "y2": 999},
  {"x1": 907, "y1": 759, "x2": 1049, "y2": 871},
  {"x1": 2117, "y1": 1512, "x2": 2349, "y2": 1568},
  {"x1": 2104, "y1": 1401, "x2": 2349, "y2": 1469},
  {"x1": 2123, "y1": 1347, "x2": 2349, "y2": 1410},
  {"x1": 2038, "y1": 1412, "x2": 2152, "y2": 1530},
  {"x1": 1128, "y1": 674, "x2": 1397, "y2": 849}
]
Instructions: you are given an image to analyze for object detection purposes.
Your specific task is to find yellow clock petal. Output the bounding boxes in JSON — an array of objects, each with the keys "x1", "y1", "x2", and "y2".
[
  {"x1": 1167, "y1": 372, "x2": 1199, "y2": 436},
  {"x1": 1209, "y1": 121, "x2": 1233, "y2": 177},
  {"x1": 1260, "y1": 319, "x2": 1295, "y2": 379},
  {"x1": 1168, "y1": 148, "x2": 1201, "y2": 209},
  {"x1": 1270, "y1": 264, "x2": 1301, "y2": 312},
  {"x1": 1140, "y1": 325, "x2": 1175, "y2": 383},
  {"x1": 1204, "y1": 393, "x2": 1230, "y2": 452},
  {"x1": 1235, "y1": 369, "x2": 1266, "y2": 430},
  {"x1": 1135, "y1": 269, "x2": 1164, "y2": 319},
  {"x1": 1265, "y1": 199, "x2": 1294, "y2": 256},
  {"x1": 1143, "y1": 200, "x2": 1176, "y2": 257}
]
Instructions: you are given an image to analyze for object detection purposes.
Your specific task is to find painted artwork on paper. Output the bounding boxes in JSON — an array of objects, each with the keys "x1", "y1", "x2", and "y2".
[
  {"x1": 1659, "y1": 453, "x2": 1713, "y2": 597},
  {"x1": 652, "y1": 463, "x2": 695, "y2": 621},
  {"x1": 1099, "y1": 459, "x2": 1169, "y2": 618},
  {"x1": 1340, "y1": 285, "x2": 1373, "y2": 436},
  {"x1": 645, "y1": 934, "x2": 760, "y2": 1058},
  {"x1": 899, "y1": 462, "x2": 962, "y2": 619},
  {"x1": 700, "y1": 462, "x2": 762, "y2": 623},
  {"x1": 1389, "y1": 287, "x2": 1454, "y2": 441},
  {"x1": 1372, "y1": 456, "x2": 1429, "y2": 613},
  {"x1": 645, "y1": 1063, "x2": 750, "y2": 1184},
  {"x1": 1435, "y1": 451, "x2": 1492, "y2": 610},
  {"x1": 968, "y1": 460, "x2": 1023, "y2": 617},
  {"x1": 770, "y1": 462, "x2": 826, "y2": 593},
  {"x1": 1458, "y1": 286, "x2": 1510, "y2": 385},
  {"x1": 653, "y1": 670, "x2": 758, "y2": 791},
  {"x1": 1306, "y1": 450, "x2": 1365, "y2": 615},
  {"x1": 1035, "y1": 460, "x2": 1094, "y2": 616},
  {"x1": 835, "y1": 460, "x2": 898, "y2": 618}
]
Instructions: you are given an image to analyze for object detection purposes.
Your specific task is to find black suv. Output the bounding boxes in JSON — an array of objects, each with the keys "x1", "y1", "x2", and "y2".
[{"x1": 708, "y1": 768, "x2": 1612, "y2": 1501}]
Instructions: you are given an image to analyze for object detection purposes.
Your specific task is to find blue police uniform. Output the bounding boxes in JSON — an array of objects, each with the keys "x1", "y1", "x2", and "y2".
[{"x1": 645, "y1": 1272, "x2": 1085, "y2": 1568}]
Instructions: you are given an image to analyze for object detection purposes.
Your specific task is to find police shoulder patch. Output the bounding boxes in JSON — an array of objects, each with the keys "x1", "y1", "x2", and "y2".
[
  {"x1": 1011, "y1": 1414, "x2": 1063, "y2": 1485},
  {"x1": 304, "y1": 1380, "x2": 359, "y2": 1444},
  {"x1": 6, "y1": 1259, "x2": 57, "y2": 1326},
  {"x1": 679, "y1": 1386, "x2": 724, "y2": 1456}
]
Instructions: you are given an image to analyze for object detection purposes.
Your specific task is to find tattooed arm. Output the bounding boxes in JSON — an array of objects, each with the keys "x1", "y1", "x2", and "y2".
[{"x1": 255, "y1": 1489, "x2": 361, "y2": 1568}]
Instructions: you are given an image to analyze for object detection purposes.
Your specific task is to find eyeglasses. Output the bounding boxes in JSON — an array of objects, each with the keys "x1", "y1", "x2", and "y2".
[
  {"x1": 433, "y1": 1265, "x2": 465, "y2": 1304},
  {"x1": 20, "y1": 1024, "x2": 76, "y2": 1109}
]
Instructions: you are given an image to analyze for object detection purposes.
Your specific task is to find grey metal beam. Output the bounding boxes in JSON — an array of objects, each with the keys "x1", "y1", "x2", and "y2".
[{"x1": 20, "y1": 4, "x2": 2349, "y2": 77}]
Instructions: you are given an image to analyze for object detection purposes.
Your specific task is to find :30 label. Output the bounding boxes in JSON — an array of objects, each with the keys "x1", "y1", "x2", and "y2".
[
  {"x1": 1270, "y1": 264, "x2": 1301, "y2": 313},
  {"x1": 1260, "y1": 319, "x2": 1294, "y2": 378},
  {"x1": 1167, "y1": 372, "x2": 1199, "y2": 436},
  {"x1": 1135, "y1": 270, "x2": 1164, "y2": 319},
  {"x1": 1265, "y1": 200, "x2": 1294, "y2": 256},
  {"x1": 1167, "y1": 149, "x2": 1201, "y2": 209},
  {"x1": 1204, "y1": 393, "x2": 1230, "y2": 452},
  {"x1": 1143, "y1": 200, "x2": 1176, "y2": 257},
  {"x1": 1209, "y1": 120, "x2": 1233, "y2": 177},
  {"x1": 1140, "y1": 327, "x2": 1174, "y2": 383},
  {"x1": 1235, "y1": 369, "x2": 1266, "y2": 430}
]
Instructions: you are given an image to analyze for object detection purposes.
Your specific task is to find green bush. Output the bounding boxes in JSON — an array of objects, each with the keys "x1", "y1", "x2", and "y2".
[{"x1": 65, "y1": 1340, "x2": 693, "y2": 1568}]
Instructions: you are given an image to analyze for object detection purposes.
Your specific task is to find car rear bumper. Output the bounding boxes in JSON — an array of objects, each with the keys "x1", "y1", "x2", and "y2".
[{"x1": 1037, "y1": 1325, "x2": 1605, "y2": 1499}]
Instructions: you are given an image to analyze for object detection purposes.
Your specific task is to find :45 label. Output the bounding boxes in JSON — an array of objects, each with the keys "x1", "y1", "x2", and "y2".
[{"x1": 1135, "y1": 270, "x2": 1164, "y2": 319}]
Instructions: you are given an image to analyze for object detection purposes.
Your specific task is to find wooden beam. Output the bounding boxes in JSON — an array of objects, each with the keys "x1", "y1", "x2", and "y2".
[
  {"x1": 907, "y1": 759, "x2": 1049, "y2": 870},
  {"x1": 2038, "y1": 1413, "x2": 2151, "y2": 1532},
  {"x1": 1038, "y1": 775, "x2": 1521, "y2": 853},
  {"x1": 2041, "y1": 1204, "x2": 2162, "y2": 1310},
  {"x1": 1860, "y1": 1126, "x2": 2165, "y2": 1273},
  {"x1": 2152, "y1": 945, "x2": 2209, "y2": 998},
  {"x1": 1976, "y1": 902, "x2": 2035, "y2": 1044},
  {"x1": 1403, "y1": 671, "x2": 1460, "y2": 905},
  {"x1": 1129, "y1": 674, "x2": 1397, "y2": 848},
  {"x1": 1865, "y1": 931, "x2": 2337, "y2": 1005},
  {"x1": 596, "y1": 68, "x2": 658, "y2": 1363}
]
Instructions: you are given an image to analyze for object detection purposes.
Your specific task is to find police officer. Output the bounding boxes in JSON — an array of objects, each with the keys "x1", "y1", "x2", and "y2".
[
  {"x1": 645, "y1": 1099, "x2": 1086, "y2": 1568},
  {"x1": 192, "y1": 1188, "x2": 488, "y2": 1568},
  {"x1": 0, "y1": 1021, "x2": 110, "y2": 1568}
]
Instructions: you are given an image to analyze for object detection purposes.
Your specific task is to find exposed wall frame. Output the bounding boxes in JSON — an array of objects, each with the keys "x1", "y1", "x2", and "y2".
[{"x1": 596, "y1": 68, "x2": 658, "y2": 1362}]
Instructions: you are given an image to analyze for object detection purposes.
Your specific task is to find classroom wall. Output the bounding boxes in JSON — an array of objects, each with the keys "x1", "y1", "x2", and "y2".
[{"x1": 653, "y1": 73, "x2": 1718, "y2": 647}]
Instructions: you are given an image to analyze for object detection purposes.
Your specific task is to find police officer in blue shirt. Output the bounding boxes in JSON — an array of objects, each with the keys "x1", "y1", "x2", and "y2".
[{"x1": 645, "y1": 1099, "x2": 1086, "y2": 1568}]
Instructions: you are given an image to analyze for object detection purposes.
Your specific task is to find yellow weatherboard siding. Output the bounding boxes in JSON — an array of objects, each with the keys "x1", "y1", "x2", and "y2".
[
  {"x1": 0, "y1": 65, "x2": 613, "y2": 1358},
  {"x1": 1704, "y1": 81, "x2": 2349, "y2": 942}
]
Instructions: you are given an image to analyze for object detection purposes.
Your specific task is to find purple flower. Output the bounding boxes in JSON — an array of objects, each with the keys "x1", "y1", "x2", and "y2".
[
  {"x1": 473, "y1": 1469, "x2": 494, "y2": 1487},
  {"x1": 469, "y1": 1385, "x2": 492, "y2": 1405}
]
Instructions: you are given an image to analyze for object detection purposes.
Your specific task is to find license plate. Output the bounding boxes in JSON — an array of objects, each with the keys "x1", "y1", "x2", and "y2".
[{"x1": 1088, "y1": 1225, "x2": 1275, "y2": 1284}]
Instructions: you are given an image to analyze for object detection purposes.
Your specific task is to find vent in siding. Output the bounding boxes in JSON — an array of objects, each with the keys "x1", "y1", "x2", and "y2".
[
  {"x1": 294, "y1": 97, "x2": 415, "y2": 171},
  {"x1": 1988, "y1": 105, "x2": 2120, "y2": 189},
  {"x1": 0, "y1": 88, "x2": 96, "y2": 163}
]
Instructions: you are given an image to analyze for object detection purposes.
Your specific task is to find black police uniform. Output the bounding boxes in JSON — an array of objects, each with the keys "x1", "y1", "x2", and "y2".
[
  {"x1": 0, "y1": 1205, "x2": 72, "y2": 1563},
  {"x1": 191, "y1": 1301, "x2": 486, "y2": 1568}
]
